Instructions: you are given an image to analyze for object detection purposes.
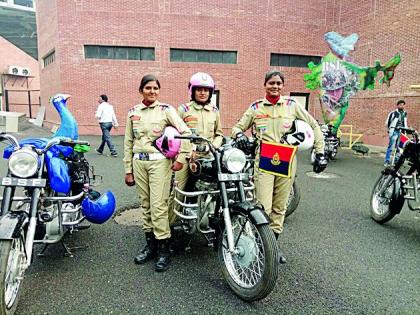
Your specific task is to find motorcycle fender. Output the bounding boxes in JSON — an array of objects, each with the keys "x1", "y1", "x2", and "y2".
[
  {"x1": 0, "y1": 212, "x2": 25, "y2": 239},
  {"x1": 393, "y1": 176, "x2": 404, "y2": 214},
  {"x1": 230, "y1": 201, "x2": 270, "y2": 226}
]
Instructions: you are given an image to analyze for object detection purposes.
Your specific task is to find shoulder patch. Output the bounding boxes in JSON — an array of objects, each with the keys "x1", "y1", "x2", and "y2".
[
  {"x1": 159, "y1": 103, "x2": 172, "y2": 111},
  {"x1": 250, "y1": 101, "x2": 261, "y2": 111},
  {"x1": 212, "y1": 105, "x2": 219, "y2": 112},
  {"x1": 286, "y1": 98, "x2": 295, "y2": 106},
  {"x1": 179, "y1": 103, "x2": 190, "y2": 113}
]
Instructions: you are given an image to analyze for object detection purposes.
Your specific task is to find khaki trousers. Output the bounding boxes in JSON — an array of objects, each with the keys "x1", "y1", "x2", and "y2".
[
  {"x1": 133, "y1": 158, "x2": 172, "y2": 240},
  {"x1": 254, "y1": 157, "x2": 297, "y2": 234}
]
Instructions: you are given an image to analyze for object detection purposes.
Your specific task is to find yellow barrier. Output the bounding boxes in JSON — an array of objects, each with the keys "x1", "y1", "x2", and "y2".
[{"x1": 338, "y1": 125, "x2": 364, "y2": 149}]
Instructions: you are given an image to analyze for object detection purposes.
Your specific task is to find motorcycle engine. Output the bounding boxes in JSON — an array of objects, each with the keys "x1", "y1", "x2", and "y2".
[{"x1": 67, "y1": 152, "x2": 90, "y2": 194}]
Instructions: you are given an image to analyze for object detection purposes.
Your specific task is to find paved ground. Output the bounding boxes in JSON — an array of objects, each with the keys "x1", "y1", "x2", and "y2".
[{"x1": 1, "y1": 121, "x2": 419, "y2": 314}]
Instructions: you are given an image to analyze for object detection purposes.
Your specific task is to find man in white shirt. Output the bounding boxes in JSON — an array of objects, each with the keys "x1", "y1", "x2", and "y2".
[{"x1": 95, "y1": 94, "x2": 119, "y2": 157}]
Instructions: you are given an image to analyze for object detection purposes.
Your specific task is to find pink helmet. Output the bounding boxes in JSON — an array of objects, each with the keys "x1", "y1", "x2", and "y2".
[
  {"x1": 188, "y1": 72, "x2": 215, "y2": 100},
  {"x1": 154, "y1": 126, "x2": 181, "y2": 159}
]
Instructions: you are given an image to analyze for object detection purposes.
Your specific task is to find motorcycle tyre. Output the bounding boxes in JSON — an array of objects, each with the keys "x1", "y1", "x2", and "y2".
[
  {"x1": 0, "y1": 239, "x2": 24, "y2": 315},
  {"x1": 285, "y1": 181, "x2": 300, "y2": 217},
  {"x1": 370, "y1": 173, "x2": 404, "y2": 224},
  {"x1": 218, "y1": 218, "x2": 278, "y2": 302},
  {"x1": 329, "y1": 150, "x2": 337, "y2": 160}
]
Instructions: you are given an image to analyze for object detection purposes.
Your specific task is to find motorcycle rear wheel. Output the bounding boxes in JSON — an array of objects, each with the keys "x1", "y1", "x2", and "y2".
[
  {"x1": 218, "y1": 213, "x2": 278, "y2": 301},
  {"x1": 0, "y1": 237, "x2": 25, "y2": 315},
  {"x1": 285, "y1": 181, "x2": 300, "y2": 217},
  {"x1": 370, "y1": 173, "x2": 404, "y2": 224}
]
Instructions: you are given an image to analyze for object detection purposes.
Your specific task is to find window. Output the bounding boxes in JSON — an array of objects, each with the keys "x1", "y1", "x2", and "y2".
[
  {"x1": 13, "y1": 0, "x2": 33, "y2": 8},
  {"x1": 43, "y1": 50, "x2": 55, "y2": 67},
  {"x1": 270, "y1": 53, "x2": 321, "y2": 68},
  {"x1": 84, "y1": 45, "x2": 155, "y2": 61},
  {"x1": 170, "y1": 49, "x2": 237, "y2": 64}
]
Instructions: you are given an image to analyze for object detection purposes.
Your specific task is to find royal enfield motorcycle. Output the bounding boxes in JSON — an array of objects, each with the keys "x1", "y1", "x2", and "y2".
[
  {"x1": 370, "y1": 127, "x2": 420, "y2": 223},
  {"x1": 0, "y1": 94, "x2": 116, "y2": 315},
  {"x1": 311, "y1": 123, "x2": 340, "y2": 163},
  {"x1": 172, "y1": 135, "x2": 279, "y2": 302}
]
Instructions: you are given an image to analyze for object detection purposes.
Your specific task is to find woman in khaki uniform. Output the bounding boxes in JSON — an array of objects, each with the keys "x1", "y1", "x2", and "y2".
[
  {"x1": 124, "y1": 74, "x2": 191, "y2": 272},
  {"x1": 231, "y1": 70, "x2": 327, "y2": 263},
  {"x1": 168, "y1": 72, "x2": 224, "y2": 224}
]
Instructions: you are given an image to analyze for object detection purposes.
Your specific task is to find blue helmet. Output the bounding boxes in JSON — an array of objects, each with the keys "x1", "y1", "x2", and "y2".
[{"x1": 82, "y1": 191, "x2": 116, "y2": 224}]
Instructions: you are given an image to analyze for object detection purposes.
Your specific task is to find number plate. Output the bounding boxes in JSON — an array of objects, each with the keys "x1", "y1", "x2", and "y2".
[
  {"x1": 218, "y1": 173, "x2": 249, "y2": 181},
  {"x1": 0, "y1": 177, "x2": 46, "y2": 187}
]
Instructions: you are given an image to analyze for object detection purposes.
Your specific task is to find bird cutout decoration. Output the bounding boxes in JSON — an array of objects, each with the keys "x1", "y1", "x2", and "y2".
[
  {"x1": 51, "y1": 94, "x2": 79, "y2": 140},
  {"x1": 304, "y1": 32, "x2": 401, "y2": 134}
]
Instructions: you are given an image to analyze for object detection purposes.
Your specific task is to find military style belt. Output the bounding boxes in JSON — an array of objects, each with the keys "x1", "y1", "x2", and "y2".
[{"x1": 133, "y1": 152, "x2": 166, "y2": 161}]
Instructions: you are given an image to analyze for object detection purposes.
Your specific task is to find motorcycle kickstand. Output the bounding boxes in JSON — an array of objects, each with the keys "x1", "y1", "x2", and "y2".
[
  {"x1": 184, "y1": 237, "x2": 193, "y2": 253},
  {"x1": 61, "y1": 241, "x2": 88, "y2": 257},
  {"x1": 37, "y1": 244, "x2": 49, "y2": 257}
]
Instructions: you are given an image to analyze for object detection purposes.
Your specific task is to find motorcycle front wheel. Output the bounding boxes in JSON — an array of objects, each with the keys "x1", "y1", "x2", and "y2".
[
  {"x1": 218, "y1": 213, "x2": 278, "y2": 301},
  {"x1": 0, "y1": 237, "x2": 26, "y2": 315},
  {"x1": 285, "y1": 181, "x2": 300, "y2": 217},
  {"x1": 370, "y1": 173, "x2": 404, "y2": 224}
]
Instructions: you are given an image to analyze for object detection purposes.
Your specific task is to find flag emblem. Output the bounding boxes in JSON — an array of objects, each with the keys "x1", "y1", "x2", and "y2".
[{"x1": 258, "y1": 141, "x2": 297, "y2": 178}]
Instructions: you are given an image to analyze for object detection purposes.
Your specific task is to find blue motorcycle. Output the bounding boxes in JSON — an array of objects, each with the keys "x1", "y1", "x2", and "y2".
[{"x1": 0, "y1": 94, "x2": 116, "y2": 314}]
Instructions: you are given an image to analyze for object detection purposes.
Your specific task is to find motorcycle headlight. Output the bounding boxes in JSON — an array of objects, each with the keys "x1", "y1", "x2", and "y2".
[
  {"x1": 8, "y1": 148, "x2": 39, "y2": 178},
  {"x1": 222, "y1": 148, "x2": 246, "y2": 173}
]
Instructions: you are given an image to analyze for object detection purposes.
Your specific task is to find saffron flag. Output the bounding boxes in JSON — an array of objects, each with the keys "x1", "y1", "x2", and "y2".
[
  {"x1": 398, "y1": 133, "x2": 409, "y2": 149},
  {"x1": 258, "y1": 141, "x2": 297, "y2": 178}
]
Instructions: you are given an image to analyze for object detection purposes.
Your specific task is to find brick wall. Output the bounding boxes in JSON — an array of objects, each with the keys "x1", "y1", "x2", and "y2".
[
  {"x1": 36, "y1": 0, "x2": 419, "y2": 145},
  {"x1": 0, "y1": 36, "x2": 40, "y2": 117}
]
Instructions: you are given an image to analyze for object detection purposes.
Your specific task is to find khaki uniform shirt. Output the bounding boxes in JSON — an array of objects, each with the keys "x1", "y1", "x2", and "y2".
[
  {"x1": 178, "y1": 101, "x2": 224, "y2": 149},
  {"x1": 231, "y1": 96, "x2": 324, "y2": 153},
  {"x1": 123, "y1": 100, "x2": 191, "y2": 174}
]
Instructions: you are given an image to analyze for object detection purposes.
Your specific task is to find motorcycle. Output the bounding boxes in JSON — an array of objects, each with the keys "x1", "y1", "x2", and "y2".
[
  {"x1": 172, "y1": 135, "x2": 279, "y2": 302},
  {"x1": 0, "y1": 94, "x2": 116, "y2": 314},
  {"x1": 311, "y1": 123, "x2": 340, "y2": 163},
  {"x1": 370, "y1": 127, "x2": 420, "y2": 223}
]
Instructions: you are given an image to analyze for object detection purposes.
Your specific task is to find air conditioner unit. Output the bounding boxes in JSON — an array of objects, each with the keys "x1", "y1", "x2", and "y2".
[
  {"x1": 7, "y1": 66, "x2": 31, "y2": 76},
  {"x1": 20, "y1": 67, "x2": 31, "y2": 76},
  {"x1": 7, "y1": 65, "x2": 20, "y2": 75}
]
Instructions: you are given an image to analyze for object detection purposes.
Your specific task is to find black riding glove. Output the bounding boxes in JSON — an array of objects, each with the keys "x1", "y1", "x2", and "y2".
[
  {"x1": 313, "y1": 153, "x2": 328, "y2": 173},
  {"x1": 235, "y1": 132, "x2": 249, "y2": 152}
]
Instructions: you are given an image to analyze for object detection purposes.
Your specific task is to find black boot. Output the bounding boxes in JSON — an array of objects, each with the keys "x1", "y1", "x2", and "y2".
[
  {"x1": 155, "y1": 239, "x2": 171, "y2": 272},
  {"x1": 274, "y1": 233, "x2": 287, "y2": 264},
  {"x1": 134, "y1": 232, "x2": 157, "y2": 264}
]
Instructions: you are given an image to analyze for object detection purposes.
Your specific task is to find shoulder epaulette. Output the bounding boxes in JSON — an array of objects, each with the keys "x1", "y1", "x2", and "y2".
[
  {"x1": 128, "y1": 105, "x2": 139, "y2": 114},
  {"x1": 211, "y1": 105, "x2": 219, "y2": 112}
]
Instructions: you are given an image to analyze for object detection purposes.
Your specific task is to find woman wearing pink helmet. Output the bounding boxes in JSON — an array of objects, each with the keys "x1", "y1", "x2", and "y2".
[
  {"x1": 168, "y1": 72, "x2": 224, "y2": 223},
  {"x1": 123, "y1": 74, "x2": 191, "y2": 272}
]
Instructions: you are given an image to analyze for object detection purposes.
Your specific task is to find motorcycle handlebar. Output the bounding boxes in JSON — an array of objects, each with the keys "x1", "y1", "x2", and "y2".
[
  {"x1": 396, "y1": 127, "x2": 416, "y2": 134},
  {"x1": 0, "y1": 133, "x2": 20, "y2": 149},
  {"x1": 43, "y1": 137, "x2": 90, "y2": 153}
]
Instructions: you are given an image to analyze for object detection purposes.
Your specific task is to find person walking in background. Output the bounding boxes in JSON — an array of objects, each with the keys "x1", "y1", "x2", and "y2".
[
  {"x1": 95, "y1": 94, "x2": 119, "y2": 157},
  {"x1": 384, "y1": 99, "x2": 408, "y2": 166}
]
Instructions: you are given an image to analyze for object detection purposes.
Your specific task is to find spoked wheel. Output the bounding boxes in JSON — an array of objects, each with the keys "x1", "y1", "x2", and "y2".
[
  {"x1": 0, "y1": 237, "x2": 26, "y2": 315},
  {"x1": 286, "y1": 181, "x2": 300, "y2": 217},
  {"x1": 370, "y1": 173, "x2": 404, "y2": 224},
  {"x1": 218, "y1": 213, "x2": 278, "y2": 301}
]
